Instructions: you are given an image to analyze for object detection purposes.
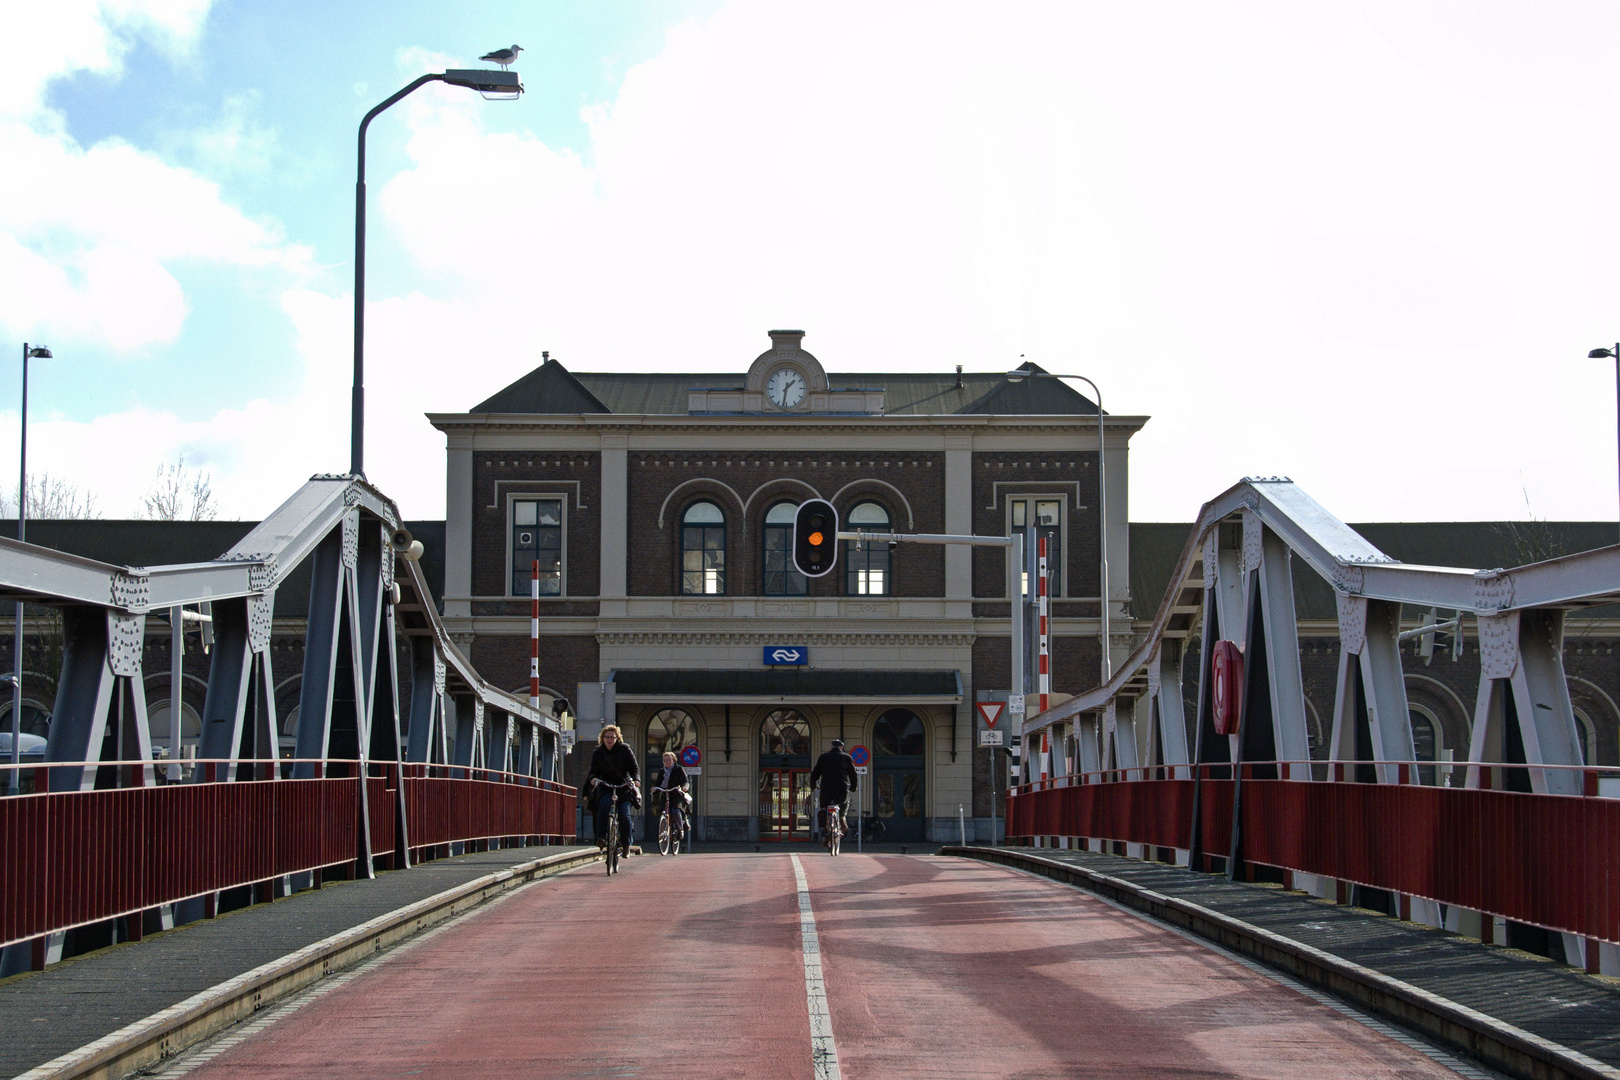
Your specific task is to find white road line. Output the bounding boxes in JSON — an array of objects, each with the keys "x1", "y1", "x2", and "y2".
[{"x1": 791, "y1": 854, "x2": 842, "y2": 1080}]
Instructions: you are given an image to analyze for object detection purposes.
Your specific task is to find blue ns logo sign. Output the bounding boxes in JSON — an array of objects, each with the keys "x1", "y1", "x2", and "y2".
[{"x1": 764, "y1": 646, "x2": 808, "y2": 666}]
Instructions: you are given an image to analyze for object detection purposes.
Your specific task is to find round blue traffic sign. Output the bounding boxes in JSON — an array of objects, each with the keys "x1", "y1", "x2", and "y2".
[
  {"x1": 679, "y1": 745, "x2": 702, "y2": 767},
  {"x1": 849, "y1": 745, "x2": 870, "y2": 767}
]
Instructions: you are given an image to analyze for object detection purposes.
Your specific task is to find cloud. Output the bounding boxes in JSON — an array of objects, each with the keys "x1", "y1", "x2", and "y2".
[
  {"x1": 9, "y1": 0, "x2": 1620, "y2": 528},
  {"x1": 0, "y1": 1, "x2": 310, "y2": 354}
]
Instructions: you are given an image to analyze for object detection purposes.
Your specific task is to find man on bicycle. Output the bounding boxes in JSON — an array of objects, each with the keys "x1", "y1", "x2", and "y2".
[
  {"x1": 654, "y1": 750, "x2": 691, "y2": 840},
  {"x1": 587, "y1": 724, "x2": 639, "y2": 857},
  {"x1": 809, "y1": 738, "x2": 857, "y2": 847}
]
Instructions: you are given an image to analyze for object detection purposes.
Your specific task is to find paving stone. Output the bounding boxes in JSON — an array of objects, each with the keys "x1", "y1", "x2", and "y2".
[
  {"x1": 0, "y1": 846, "x2": 589, "y2": 1078},
  {"x1": 1021, "y1": 848, "x2": 1620, "y2": 1068}
]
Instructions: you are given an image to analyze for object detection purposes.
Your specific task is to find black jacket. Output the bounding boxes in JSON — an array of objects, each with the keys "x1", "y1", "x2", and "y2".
[
  {"x1": 810, "y1": 748, "x2": 857, "y2": 803},
  {"x1": 652, "y1": 761, "x2": 689, "y2": 793},
  {"x1": 587, "y1": 741, "x2": 640, "y2": 790}
]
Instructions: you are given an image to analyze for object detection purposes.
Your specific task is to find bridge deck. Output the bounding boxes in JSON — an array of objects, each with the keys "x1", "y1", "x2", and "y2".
[
  {"x1": 966, "y1": 847, "x2": 1620, "y2": 1070},
  {"x1": 0, "y1": 846, "x2": 589, "y2": 1078},
  {"x1": 131, "y1": 853, "x2": 1483, "y2": 1079}
]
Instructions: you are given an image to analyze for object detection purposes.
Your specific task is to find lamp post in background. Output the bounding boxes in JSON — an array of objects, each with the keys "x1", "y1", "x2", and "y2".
[
  {"x1": 1588, "y1": 343, "x2": 1620, "y2": 544},
  {"x1": 10, "y1": 343, "x2": 51, "y2": 794},
  {"x1": 351, "y1": 66, "x2": 522, "y2": 478},
  {"x1": 1004, "y1": 367, "x2": 1111, "y2": 682}
]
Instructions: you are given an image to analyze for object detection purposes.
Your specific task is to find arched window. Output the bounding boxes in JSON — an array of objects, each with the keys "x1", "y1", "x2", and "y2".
[
  {"x1": 147, "y1": 699, "x2": 202, "y2": 751},
  {"x1": 763, "y1": 502, "x2": 807, "y2": 596},
  {"x1": 761, "y1": 710, "x2": 810, "y2": 758},
  {"x1": 0, "y1": 698, "x2": 51, "y2": 739},
  {"x1": 647, "y1": 708, "x2": 698, "y2": 758},
  {"x1": 1409, "y1": 708, "x2": 1440, "y2": 785},
  {"x1": 681, "y1": 501, "x2": 726, "y2": 595},
  {"x1": 873, "y1": 708, "x2": 926, "y2": 755},
  {"x1": 844, "y1": 501, "x2": 891, "y2": 596},
  {"x1": 1575, "y1": 707, "x2": 1597, "y2": 766}
]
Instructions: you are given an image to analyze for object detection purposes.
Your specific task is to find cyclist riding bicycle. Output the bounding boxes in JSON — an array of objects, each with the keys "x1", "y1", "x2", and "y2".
[
  {"x1": 809, "y1": 738, "x2": 858, "y2": 848},
  {"x1": 653, "y1": 750, "x2": 691, "y2": 841},
  {"x1": 587, "y1": 725, "x2": 639, "y2": 858}
]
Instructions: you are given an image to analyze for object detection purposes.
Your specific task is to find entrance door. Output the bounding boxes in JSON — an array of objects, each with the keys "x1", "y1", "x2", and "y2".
[
  {"x1": 759, "y1": 769, "x2": 811, "y2": 840},
  {"x1": 873, "y1": 708, "x2": 927, "y2": 842},
  {"x1": 758, "y1": 709, "x2": 812, "y2": 840}
]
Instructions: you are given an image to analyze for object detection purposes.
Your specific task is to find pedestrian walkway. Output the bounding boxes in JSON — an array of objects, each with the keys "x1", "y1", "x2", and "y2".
[
  {"x1": 0, "y1": 845, "x2": 591, "y2": 1078},
  {"x1": 951, "y1": 845, "x2": 1620, "y2": 1075}
]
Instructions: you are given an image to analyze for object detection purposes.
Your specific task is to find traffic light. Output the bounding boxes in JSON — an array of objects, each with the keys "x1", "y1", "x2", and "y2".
[{"x1": 792, "y1": 499, "x2": 839, "y2": 578}]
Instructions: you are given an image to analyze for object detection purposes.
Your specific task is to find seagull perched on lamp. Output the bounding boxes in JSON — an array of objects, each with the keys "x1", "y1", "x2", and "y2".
[{"x1": 480, "y1": 44, "x2": 523, "y2": 69}]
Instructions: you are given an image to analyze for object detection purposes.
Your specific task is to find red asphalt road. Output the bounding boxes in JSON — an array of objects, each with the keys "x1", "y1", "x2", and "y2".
[{"x1": 176, "y1": 853, "x2": 1466, "y2": 1079}]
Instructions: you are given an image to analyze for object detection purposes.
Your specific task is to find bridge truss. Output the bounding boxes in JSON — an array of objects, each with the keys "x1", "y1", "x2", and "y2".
[
  {"x1": 1011, "y1": 477, "x2": 1620, "y2": 974},
  {"x1": 0, "y1": 475, "x2": 574, "y2": 970}
]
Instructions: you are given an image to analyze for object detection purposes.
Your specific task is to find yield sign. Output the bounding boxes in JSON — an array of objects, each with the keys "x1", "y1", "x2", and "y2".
[{"x1": 976, "y1": 701, "x2": 1005, "y2": 729}]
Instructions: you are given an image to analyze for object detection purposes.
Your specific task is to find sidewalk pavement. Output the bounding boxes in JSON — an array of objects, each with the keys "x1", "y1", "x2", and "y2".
[{"x1": 0, "y1": 845, "x2": 591, "y2": 1079}]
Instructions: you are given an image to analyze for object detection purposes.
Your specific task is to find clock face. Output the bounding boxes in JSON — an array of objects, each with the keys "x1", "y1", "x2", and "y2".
[{"x1": 766, "y1": 368, "x2": 807, "y2": 408}]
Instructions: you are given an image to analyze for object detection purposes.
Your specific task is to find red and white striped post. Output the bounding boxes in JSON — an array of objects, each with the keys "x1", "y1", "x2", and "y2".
[
  {"x1": 530, "y1": 560, "x2": 540, "y2": 710},
  {"x1": 1038, "y1": 536, "x2": 1050, "y2": 783}
]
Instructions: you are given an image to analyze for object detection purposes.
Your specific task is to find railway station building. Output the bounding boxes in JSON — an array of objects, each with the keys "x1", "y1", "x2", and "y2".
[{"x1": 429, "y1": 330, "x2": 1140, "y2": 842}]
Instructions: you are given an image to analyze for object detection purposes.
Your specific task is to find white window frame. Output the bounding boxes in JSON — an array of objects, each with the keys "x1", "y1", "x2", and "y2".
[
  {"x1": 1005, "y1": 493, "x2": 1068, "y2": 599},
  {"x1": 506, "y1": 492, "x2": 568, "y2": 598}
]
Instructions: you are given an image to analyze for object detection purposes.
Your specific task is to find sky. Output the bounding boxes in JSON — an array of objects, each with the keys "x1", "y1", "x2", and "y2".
[{"x1": 3, "y1": 0, "x2": 1620, "y2": 527}]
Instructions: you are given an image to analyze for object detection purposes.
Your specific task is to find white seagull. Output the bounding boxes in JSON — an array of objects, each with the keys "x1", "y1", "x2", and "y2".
[{"x1": 480, "y1": 44, "x2": 523, "y2": 69}]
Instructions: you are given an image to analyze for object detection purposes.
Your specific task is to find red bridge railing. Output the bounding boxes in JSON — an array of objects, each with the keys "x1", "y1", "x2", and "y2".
[
  {"x1": 0, "y1": 759, "x2": 576, "y2": 951},
  {"x1": 1006, "y1": 761, "x2": 1620, "y2": 948}
]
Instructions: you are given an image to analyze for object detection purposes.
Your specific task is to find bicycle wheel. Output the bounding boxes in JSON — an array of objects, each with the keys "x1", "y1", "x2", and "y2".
[
  {"x1": 658, "y1": 814, "x2": 673, "y2": 855},
  {"x1": 830, "y1": 815, "x2": 841, "y2": 856},
  {"x1": 606, "y1": 813, "x2": 619, "y2": 875}
]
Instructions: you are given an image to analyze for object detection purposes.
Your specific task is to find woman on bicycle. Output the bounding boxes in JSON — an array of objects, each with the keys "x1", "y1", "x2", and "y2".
[
  {"x1": 653, "y1": 751, "x2": 691, "y2": 841},
  {"x1": 587, "y1": 725, "x2": 639, "y2": 857}
]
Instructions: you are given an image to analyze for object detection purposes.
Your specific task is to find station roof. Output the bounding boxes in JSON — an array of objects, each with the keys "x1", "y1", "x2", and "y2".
[
  {"x1": 470, "y1": 358, "x2": 1102, "y2": 416},
  {"x1": 610, "y1": 668, "x2": 963, "y2": 702}
]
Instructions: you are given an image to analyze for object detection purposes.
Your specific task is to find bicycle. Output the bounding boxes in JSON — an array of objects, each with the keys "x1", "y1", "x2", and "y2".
[
  {"x1": 822, "y1": 802, "x2": 845, "y2": 856},
  {"x1": 593, "y1": 779, "x2": 636, "y2": 875},
  {"x1": 653, "y1": 784, "x2": 690, "y2": 855}
]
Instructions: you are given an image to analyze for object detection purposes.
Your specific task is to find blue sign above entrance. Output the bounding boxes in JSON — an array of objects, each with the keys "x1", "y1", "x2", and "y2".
[{"x1": 764, "y1": 646, "x2": 808, "y2": 666}]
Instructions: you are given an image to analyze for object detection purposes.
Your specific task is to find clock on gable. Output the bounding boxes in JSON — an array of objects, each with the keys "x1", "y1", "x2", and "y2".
[{"x1": 766, "y1": 367, "x2": 808, "y2": 409}]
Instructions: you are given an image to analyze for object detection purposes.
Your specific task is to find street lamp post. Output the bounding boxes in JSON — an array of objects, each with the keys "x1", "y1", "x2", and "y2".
[
  {"x1": 1588, "y1": 343, "x2": 1620, "y2": 544},
  {"x1": 351, "y1": 67, "x2": 522, "y2": 477},
  {"x1": 10, "y1": 343, "x2": 51, "y2": 794},
  {"x1": 1005, "y1": 368, "x2": 1111, "y2": 683}
]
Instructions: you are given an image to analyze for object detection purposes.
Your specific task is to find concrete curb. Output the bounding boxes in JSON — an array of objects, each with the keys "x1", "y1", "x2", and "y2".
[
  {"x1": 941, "y1": 846, "x2": 1620, "y2": 1080},
  {"x1": 17, "y1": 846, "x2": 601, "y2": 1080}
]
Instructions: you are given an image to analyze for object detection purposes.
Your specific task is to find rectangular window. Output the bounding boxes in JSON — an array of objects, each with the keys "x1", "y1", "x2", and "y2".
[
  {"x1": 511, "y1": 498, "x2": 563, "y2": 596},
  {"x1": 1010, "y1": 497, "x2": 1063, "y2": 597},
  {"x1": 763, "y1": 525, "x2": 808, "y2": 595},
  {"x1": 682, "y1": 524, "x2": 726, "y2": 594}
]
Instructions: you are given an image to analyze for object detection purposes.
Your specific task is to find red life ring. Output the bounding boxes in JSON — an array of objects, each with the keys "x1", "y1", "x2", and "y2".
[{"x1": 1210, "y1": 640, "x2": 1244, "y2": 736}]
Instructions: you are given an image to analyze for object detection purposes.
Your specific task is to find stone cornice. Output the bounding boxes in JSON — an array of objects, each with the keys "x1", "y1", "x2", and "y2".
[
  {"x1": 597, "y1": 631, "x2": 976, "y2": 648},
  {"x1": 427, "y1": 412, "x2": 1150, "y2": 438}
]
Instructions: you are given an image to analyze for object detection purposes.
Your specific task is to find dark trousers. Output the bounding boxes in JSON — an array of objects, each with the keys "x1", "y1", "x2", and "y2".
[{"x1": 594, "y1": 788, "x2": 634, "y2": 848}]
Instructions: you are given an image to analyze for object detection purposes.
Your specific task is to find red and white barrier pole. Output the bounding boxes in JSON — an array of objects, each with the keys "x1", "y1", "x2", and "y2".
[
  {"x1": 1038, "y1": 536, "x2": 1049, "y2": 783},
  {"x1": 530, "y1": 560, "x2": 540, "y2": 710}
]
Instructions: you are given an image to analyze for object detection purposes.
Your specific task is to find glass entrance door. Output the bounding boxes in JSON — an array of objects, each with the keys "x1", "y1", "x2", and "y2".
[
  {"x1": 874, "y1": 708, "x2": 927, "y2": 842},
  {"x1": 759, "y1": 769, "x2": 811, "y2": 840}
]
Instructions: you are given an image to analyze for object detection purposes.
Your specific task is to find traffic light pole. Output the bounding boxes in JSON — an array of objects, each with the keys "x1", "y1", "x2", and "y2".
[{"x1": 838, "y1": 529, "x2": 1027, "y2": 843}]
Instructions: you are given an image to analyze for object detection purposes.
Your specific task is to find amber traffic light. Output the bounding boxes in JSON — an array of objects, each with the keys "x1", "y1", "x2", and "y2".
[{"x1": 792, "y1": 499, "x2": 839, "y2": 578}]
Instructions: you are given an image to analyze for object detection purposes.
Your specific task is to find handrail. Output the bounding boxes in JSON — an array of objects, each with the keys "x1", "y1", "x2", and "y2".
[
  {"x1": 1009, "y1": 758, "x2": 1620, "y2": 792},
  {"x1": 0, "y1": 756, "x2": 573, "y2": 792}
]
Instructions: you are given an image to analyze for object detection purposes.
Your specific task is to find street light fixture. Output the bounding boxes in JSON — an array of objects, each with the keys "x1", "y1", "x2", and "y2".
[
  {"x1": 351, "y1": 66, "x2": 523, "y2": 478},
  {"x1": 1588, "y1": 343, "x2": 1620, "y2": 544},
  {"x1": 10, "y1": 343, "x2": 51, "y2": 794},
  {"x1": 1004, "y1": 366, "x2": 1111, "y2": 683}
]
